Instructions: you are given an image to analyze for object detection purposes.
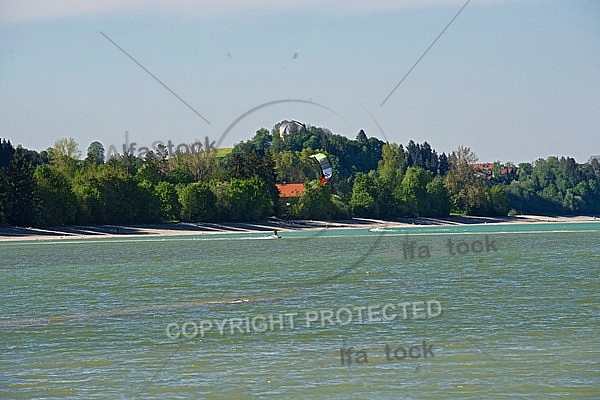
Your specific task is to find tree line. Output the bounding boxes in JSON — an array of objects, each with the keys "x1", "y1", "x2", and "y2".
[{"x1": 1, "y1": 124, "x2": 599, "y2": 226}]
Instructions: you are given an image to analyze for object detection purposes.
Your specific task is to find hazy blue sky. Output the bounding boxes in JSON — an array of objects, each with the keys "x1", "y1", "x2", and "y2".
[{"x1": 1, "y1": 0, "x2": 598, "y2": 163}]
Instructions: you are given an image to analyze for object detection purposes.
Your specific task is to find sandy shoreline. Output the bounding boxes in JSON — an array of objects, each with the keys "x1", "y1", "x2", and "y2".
[{"x1": 0, "y1": 215, "x2": 597, "y2": 242}]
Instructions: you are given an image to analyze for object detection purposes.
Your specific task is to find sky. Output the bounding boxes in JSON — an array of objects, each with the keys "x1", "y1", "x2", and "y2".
[{"x1": 1, "y1": 0, "x2": 599, "y2": 163}]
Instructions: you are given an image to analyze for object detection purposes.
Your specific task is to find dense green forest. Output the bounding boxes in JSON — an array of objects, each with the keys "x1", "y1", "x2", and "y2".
[{"x1": 1, "y1": 123, "x2": 599, "y2": 227}]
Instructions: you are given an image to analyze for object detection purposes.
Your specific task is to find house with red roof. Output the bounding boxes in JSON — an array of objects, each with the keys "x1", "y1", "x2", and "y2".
[{"x1": 276, "y1": 183, "x2": 305, "y2": 198}]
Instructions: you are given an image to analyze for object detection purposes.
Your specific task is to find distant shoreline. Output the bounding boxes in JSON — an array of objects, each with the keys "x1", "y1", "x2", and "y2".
[{"x1": 0, "y1": 215, "x2": 597, "y2": 243}]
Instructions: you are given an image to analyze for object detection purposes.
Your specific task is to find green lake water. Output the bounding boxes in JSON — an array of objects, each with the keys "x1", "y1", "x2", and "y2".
[{"x1": 1, "y1": 222, "x2": 599, "y2": 399}]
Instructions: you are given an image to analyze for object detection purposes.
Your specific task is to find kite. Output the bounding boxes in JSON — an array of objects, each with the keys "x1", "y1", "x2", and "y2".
[{"x1": 310, "y1": 153, "x2": 333, "y2": 186}]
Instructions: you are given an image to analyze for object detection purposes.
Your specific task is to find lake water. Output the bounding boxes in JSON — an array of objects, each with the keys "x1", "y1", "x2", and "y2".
[{"x1": 1, "y1": 222, "x2": 599, "y2": 399}]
